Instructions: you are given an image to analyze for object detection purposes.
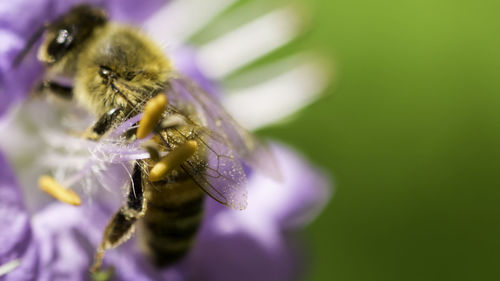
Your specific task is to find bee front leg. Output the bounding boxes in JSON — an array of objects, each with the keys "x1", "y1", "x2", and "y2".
[
  {"x1": 90, "y1": 161, "x2": 146, "y2": 274},
  {"x1": 83, "y1": 107, "x2": 124, "y2": 140}
]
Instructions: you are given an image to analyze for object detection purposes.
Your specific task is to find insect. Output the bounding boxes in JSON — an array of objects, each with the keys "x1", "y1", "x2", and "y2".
[{"x1": 16, "y1": 4, "x2": 277, "y2": 274}]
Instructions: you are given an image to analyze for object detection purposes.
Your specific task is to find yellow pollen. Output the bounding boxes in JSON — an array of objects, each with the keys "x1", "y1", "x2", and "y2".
[
  {"x1": 136, "y1": 94, "x2": 168, "y2": 139},
  {"x1": 149, "y1": 140, "x2": 198, "y2": 182},
  {"x1": 38, "y1": 175, "x2": 82, "y2": 206}
]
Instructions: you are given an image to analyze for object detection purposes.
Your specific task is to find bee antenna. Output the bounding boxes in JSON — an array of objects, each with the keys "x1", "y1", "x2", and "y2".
[{"x1": 12, "y1": 24, "x2": 47, "y2": 68}]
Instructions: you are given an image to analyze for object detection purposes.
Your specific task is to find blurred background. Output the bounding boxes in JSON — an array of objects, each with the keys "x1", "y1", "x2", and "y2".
[
  {"x1": 5, "y1": 0, "x2": 498, "y2": 280},
  {"x1": 202, "y1": 0, "x2": 500, "y2": 280}
]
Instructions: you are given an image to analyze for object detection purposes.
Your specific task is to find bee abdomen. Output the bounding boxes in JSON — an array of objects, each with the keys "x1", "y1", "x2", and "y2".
[{"x1": 141, "y1": 179, "x2": 205, "y2": 267}]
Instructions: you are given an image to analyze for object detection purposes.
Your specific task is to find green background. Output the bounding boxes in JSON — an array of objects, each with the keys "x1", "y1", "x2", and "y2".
[
  {"x1": 236, "y1": 0, "x2": 500, "y2": 280},
  {"x1": 195, "y1": 0, "x2": 500, "y2": 280}
]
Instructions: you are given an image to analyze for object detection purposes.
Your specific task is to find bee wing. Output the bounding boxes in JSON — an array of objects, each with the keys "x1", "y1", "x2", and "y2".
[
  {"x1": 163, "y1": 75, "x2": 280, "y2": 210},
  {"x1": 179, "y1": 137, "x2": 248, "y2": 210},
  {"x1": 163, "y1": 77, "x2": 249, "y2": 210},
  {"x1": 167, "y1": 75, "x2": 281, "y2": 178}
]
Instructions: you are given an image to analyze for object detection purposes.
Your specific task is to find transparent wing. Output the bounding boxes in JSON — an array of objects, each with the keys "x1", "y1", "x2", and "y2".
[
  {"x1": 167, "y1": 75, "x2": 281, "y2": 178},
  {"x1": 161, "y1": 75, "x2": 279, "y2": 210},
  {"x1": 156, "y1": 107, "x2": 248, "y2": 210},
  {"x1": 180, "y1": 136, "x2": 248, "y2": 210}
]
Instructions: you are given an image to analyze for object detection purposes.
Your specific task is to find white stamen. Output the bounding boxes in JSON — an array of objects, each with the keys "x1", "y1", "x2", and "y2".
[
  {"x1": 143, "y1": 0, "x2": 239, "y2": 45},
  {"x1": 223, "y1": 59, "x2": 331, "y2": 130},
  {"x1": 108, "y1": 113, "x2": 143, "y2": 138},
  {"x1": 38, "y1": 113, "x2": 151, "y2": 195},
  {"x1": 0, "y1": 259, "x2": 20, "y2": 276},
  {"x1": 61, "y1": 161, "x2": 93, "y2": 188},
  {"x1": 197, "y1": 7, "x2": 302, "y2": 79}
]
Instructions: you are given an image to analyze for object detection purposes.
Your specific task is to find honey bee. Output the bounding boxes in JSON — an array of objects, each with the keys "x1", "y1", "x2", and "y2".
[{"x1": 16, "y1": 4, "x2": 276, "y2": 274}]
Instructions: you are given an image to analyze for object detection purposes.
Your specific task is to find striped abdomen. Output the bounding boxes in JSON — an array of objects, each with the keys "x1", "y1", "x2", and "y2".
[{"x1": 141, "y1": 176, "x2": 205, "y2": 267}]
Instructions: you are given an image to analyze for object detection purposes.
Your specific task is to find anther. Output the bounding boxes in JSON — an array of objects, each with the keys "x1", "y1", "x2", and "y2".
[
  {"x1": 149, "y1": 140, "x2": 198, "y2": 182},
  {"x1": 38, "y1": 175, "x2": 82, "y2": 206},
  {"x1": 136, "y1": 94, "x2": 167, "y2": 139}
]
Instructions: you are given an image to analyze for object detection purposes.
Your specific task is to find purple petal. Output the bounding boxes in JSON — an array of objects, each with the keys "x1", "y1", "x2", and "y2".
[
  {"x1": 106, "y1": 0, "x2": 169, "y2": 23},
  {"x1": 32, "y1": 202, "x2": 179, "y2": 281},
  {"x1": 182, "y1": 231, "x2": 300, "y2": 281},
  {"x1": 0, "y1": 151, "x2": 35, "y2": 279},
  {"x1": 170, "y1": 47, "x2": 219, "y2": 96},
  {"x1": 255, "y1": 144, "x2": 331, "y2": 229},
  {"x1": 108, "y1": 113, "x2": 143, "y2": 139},
  {"x1": 3, "y1": 242, "x2": 39, "y2": 281},
  {"x1": 0, "y1": 1, "x2": 51, "y2": 34},
  {"x1": 0, "y1": 28, "x2": 42, "y2": 118}
]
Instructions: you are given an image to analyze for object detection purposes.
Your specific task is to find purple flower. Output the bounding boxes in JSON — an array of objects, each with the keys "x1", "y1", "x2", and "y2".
[
  {"x1": 0, "y1": 142, "x2": 329, "y2": 281},
  {"x1": 0, "y1": 153, "x2": 32, "y2": 280},
  {"x1": 0, "y1": 0, "x2": 331, "y2": 280}
]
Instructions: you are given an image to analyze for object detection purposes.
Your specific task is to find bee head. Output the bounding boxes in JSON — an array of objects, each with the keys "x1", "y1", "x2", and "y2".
[
  {"x1": 38, "y1": 5, "x2": 107, "y2": 72},
  {"x1": 74, "y1": 26, "x2": 172, "y2": 116}
]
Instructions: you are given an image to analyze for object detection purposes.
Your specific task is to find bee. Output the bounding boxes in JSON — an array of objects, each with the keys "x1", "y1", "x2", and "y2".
[{"x1": 16, "y1": 4, "x2": 276, "y2": 273}]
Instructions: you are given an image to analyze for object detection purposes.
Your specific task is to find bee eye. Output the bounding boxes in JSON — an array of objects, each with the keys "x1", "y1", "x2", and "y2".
[
  {"x1": 56, "y1": 29, "x2": 71, "y2": 45},
  {"x1": 99, "y1": 66, "x2": 113, "y2": 78},
  {"x1": 47, "y1": 28, "x2": 74, "y2": 61}
]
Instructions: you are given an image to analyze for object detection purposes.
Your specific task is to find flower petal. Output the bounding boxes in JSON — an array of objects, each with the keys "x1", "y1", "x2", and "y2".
[
  {"x1": 105, "y1": 0, "x2": 168, "y2": 23},
  {"x1": 223, "y1": 56, "x2": 331, "y2": 130},
  {"x1": 183, "y1": 231, "x2": 300, "y2": 281},
  {"x1": 0, "y1": 151, "x2": 37, "y2": 280},
  {"x1": 144, "y1": 0, "x2": 239, "y2": 44},
  {"x1": 197, "y1": 6, "x2": 303, "y2": 79},
  {"x1": 170, "y1": 47, "x2": 219, "y2": 96},
  {"x1": 31, "y1": 203, "x2": 164, "y2": 281}
]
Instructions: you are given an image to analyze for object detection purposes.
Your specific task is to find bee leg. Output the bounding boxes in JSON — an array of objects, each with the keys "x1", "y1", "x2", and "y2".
[
  {"x1": 90, "y1": 162, "x2": 146, "y2": 273},
  {"x1": 36, "y1": 80, "x2": 73, "y2": 100},
  {"x1": 82, "y1": 107, "x2": 124, "y2": 140}
]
